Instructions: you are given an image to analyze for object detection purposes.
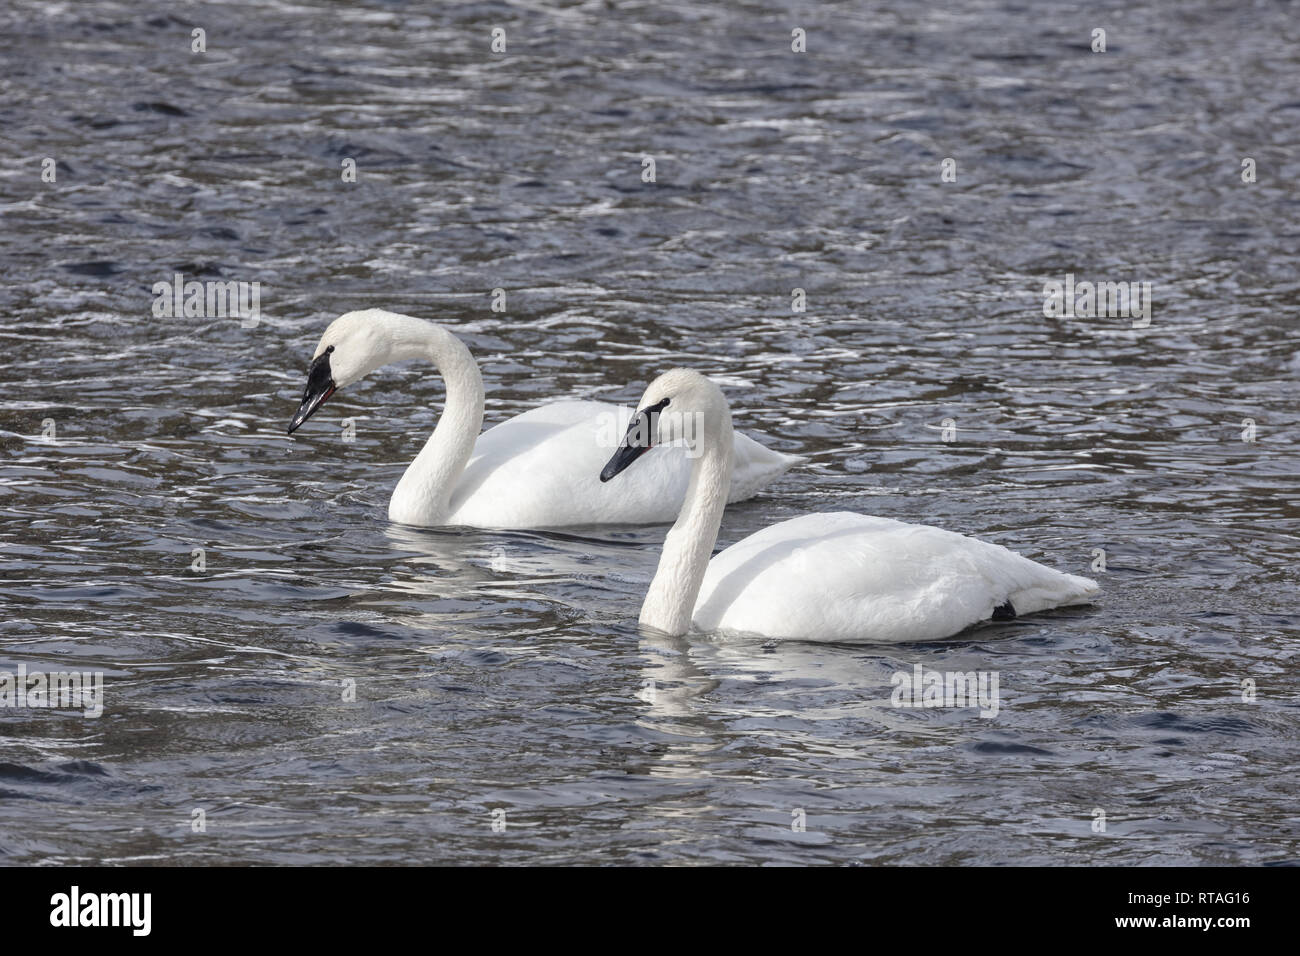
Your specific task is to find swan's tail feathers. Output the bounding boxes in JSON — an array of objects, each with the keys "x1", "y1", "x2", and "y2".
[
  {"x1": 1011, "y1": 571, "x2": 1100, "y2": 616},
  {"x1": 727, "y1": 432, "x2": 803, "y2": 502}
]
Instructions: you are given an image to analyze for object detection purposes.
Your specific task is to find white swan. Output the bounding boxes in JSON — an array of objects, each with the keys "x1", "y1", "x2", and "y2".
[
  {"x1": 286, "y1": 310, "x2": 800, "y2": 529},
  {"x1": 599, "y1": 368, "x2": 1100, "y2": 642}
]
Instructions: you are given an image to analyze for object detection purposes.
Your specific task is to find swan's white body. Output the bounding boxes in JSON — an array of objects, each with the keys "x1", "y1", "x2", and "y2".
[
  {"x1": 441, "y1": 400, "x2": 795, "y2": 528},
  {"x1": 293, "y1": 311, "x2": 799, "y2": 529},
  {"x1": 693, "y1": 512, "x2": 1098, "y2": 643},
  {"x1": 608, "y1": 369, "x2": 1099, "y2": 643}
]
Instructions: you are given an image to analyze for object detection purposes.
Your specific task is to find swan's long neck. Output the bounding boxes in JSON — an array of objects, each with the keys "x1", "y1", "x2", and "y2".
[
  {"x1": 387, "y1": 323, "x2": 485, "y2": 525},
  {"x1": 639, "y1": 414, "x2": 734, "y2": 636}
]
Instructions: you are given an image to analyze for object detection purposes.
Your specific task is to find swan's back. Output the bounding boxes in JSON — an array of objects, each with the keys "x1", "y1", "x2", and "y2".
[
  {"x1": 693, "y1": 512, "x2": 1098, "y2": 643},
  {"x1": 444, "y1": 401, "x2": 798, "y2": 529}
]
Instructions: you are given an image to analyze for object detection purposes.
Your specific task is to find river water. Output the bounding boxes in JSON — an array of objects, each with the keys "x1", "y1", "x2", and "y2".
[{"x1": 0, "y1": 0, "x2": 1296, "y2": 864}]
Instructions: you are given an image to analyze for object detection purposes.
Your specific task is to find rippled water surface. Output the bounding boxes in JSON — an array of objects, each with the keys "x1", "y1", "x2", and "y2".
[{"x1": 1, "y1": 0, "x2": 1298, "y2": 865}]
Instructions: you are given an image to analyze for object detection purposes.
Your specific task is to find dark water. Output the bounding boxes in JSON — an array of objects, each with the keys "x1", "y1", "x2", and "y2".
[{"x1": 1, "y1": 0, "x2": 1297, "y2": 865}]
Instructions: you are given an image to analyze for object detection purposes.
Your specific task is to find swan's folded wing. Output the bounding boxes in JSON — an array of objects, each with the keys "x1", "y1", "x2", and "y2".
[
  {"x1": 694, "y1": 512, "x2": 1098, "y2": 643},
  {"x1": 446, "y1": 402, "x2": 799, "y2": 528},
  {"x1": 446, "y1": 401, "x2": 691, "y2": 527}
]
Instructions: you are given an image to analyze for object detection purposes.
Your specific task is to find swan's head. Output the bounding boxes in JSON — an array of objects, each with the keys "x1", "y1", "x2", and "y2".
[
  {"x1": 599, "y1": 368, "x2": 730, "y2": 482},
  {"x1": 287, "y1": 310, "x2": 407, "y2": 434}
]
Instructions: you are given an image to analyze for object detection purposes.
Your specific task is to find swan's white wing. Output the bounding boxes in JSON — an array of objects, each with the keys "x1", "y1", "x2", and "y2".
[
  {"x1": 693, "y1": 512, "x2": 1098, "y2": 643},
  {"x1": 445, "y1": 401, "x2": 796, "y2": 529}
]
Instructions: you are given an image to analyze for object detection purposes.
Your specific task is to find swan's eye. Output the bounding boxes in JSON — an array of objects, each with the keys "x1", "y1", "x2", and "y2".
[
  {"x1": 641, "y1": 398, "x2": 670, "y2": 441},
  {"x1": 326, "y1": 345, "x2": 335, "y2": 354},
  {"x1": 644, "y1": 399, "x2": 670, "y2": 435}
]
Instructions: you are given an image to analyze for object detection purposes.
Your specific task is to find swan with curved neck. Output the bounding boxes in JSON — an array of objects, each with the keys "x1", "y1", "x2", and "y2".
[
  {"x1": 600, "y1": 369, "x2": 1100, "y2": 642},
  {"x1": 287, "y1": 310, "x2": 800, "y2": 529}
]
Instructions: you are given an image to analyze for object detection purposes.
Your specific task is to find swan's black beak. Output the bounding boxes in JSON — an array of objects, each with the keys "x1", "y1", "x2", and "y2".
[
  {"x1": 600, "y1": 398, "x2": 669, "y2": 482},
  {"x1": 287, "y1": 347, "x2": 337, "y2": 435}
]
